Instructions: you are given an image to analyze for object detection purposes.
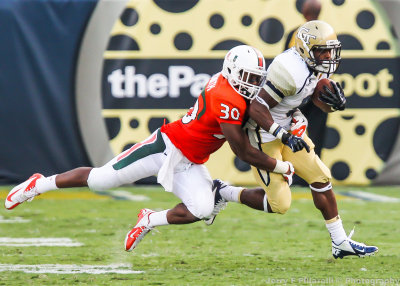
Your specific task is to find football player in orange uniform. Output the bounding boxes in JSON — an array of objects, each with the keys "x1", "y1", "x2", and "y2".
[{"x1": 5, "y1": 45, "x2": 309, "y2": 252}]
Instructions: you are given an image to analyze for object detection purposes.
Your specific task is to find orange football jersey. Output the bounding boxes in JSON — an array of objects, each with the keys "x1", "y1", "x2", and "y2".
[{"x1": 161, "y1": 73, "x2": 248, "y2": 164}]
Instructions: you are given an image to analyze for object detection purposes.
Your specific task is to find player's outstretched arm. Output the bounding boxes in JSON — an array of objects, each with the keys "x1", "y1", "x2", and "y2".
[
  {"x1": 248, "y1": 89, "x2": 277, "y2": 131},
  {"x1": 220, "y1": 122, "x2": 292, "y2": 176}
]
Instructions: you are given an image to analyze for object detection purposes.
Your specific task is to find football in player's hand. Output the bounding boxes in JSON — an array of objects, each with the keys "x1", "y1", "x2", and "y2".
[{"x1": 311, "y1": 78, "x2": 335, "y2": 113}]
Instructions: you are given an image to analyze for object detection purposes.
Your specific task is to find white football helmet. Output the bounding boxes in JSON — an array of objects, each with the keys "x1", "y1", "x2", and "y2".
[
  {"x1": 295, "y1": 20, "x2": 341, "y2": 75},
  {"x1": 222, "y1": 45, "x2": 267, "y2": 100}
]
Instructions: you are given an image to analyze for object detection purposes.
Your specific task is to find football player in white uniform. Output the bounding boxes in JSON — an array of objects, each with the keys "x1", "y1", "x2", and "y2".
[{"x1": 207, "y1": 20, "x2": 378, "y2": 259}]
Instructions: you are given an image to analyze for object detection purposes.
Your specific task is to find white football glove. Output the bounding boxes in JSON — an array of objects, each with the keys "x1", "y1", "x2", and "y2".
[
  {"x1": 290, "y1": 110, "x2": 308, "y2": 138},
  {"x1": 282, "y1": 161, "x2": 295, "y2": 186}
]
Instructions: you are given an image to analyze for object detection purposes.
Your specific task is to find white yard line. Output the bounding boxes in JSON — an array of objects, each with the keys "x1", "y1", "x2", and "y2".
[
  {"x1": 0, "y1": 263, "x2": 144, "y2": 274},
  {"x1": 0, "y1": 238, "x2": 83, "y2": 247},
  {"x1": 0, "y1": 216, "x2": 30, "y2": 223},
  {"x1": 342, "y1": 190, "x2": 400, "y2": 202},
  {"x1": 94, "y1": 189, "x2": 150, "y2": 201},
  {"x1": 111, "y1": 190, "x2": 150, "y2": 201}
]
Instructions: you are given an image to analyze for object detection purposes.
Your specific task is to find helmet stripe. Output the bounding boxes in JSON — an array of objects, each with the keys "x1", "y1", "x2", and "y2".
[
  {"x1": 258, "y1": 56, "x2": 263, "y2": 68},
  {"x1": 252, "y1": 47, "x2": 264, "y2": 68}
]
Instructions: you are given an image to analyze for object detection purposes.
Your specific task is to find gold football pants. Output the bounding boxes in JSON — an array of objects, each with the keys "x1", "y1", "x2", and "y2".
[{"x1": 251, "y1": 134, "x2": 331, "y2": 214}]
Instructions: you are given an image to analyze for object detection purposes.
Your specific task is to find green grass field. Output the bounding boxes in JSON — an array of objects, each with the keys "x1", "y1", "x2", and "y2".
[{"x1": 0, "y1": 185, "x2": 399, "y2": 285}]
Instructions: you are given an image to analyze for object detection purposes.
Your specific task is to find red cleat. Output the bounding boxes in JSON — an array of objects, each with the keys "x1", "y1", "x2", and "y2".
[
  {"x1": 5, "y1": 173, "x2": 44, "y2": 210},
  {"x1": 124, "y1": 208, "x2": 155, "y2": 251}
]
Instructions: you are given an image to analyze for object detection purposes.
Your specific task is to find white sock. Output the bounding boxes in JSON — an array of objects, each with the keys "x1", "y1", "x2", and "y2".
[
  {"x1": 148, "y1": 210, "x2": 169, "y2": 228},
  {"x1": 326, "y1": 218, "x2": 347, "y2": 245},
  {"x1": 36, "y1": 175, "x2": 59, "y2": 194},
  {"x1": 220, "y1": 185, "x2": 243, "y2": 203},
  {"x1": 263, "y1": 194, "x2": 271, "y2": 213}
]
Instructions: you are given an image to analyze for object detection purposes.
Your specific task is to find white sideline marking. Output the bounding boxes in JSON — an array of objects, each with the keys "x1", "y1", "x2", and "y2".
[
  {"x1": 0, "y1": 216, "x2": 30, "y2": 223},
  {"x1": 0, "y1": 263, "x2": 144, "y2": 274},
  {"x1": 109, "y1": 190, "x2": 150, "y2": 201},
  {"x1": 342, "y1": 191, "x2": 400, "y2": 202},
  {"x1": 0, "y1": 238, "x2": 83, "y2": 247}
]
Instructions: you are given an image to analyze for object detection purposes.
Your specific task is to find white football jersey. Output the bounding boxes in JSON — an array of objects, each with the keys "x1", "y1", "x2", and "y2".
[{"x1": 246, "y1": 47, "x2": 329, "y2": 143}]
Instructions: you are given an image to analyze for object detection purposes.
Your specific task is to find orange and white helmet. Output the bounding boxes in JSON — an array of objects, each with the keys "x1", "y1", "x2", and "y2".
[
  {"x1": 222, "y1": 45, "x2": 267, "y2": 100},
  {"x1": 295, "y1": 20, "x2": 341, "y2": 74}
]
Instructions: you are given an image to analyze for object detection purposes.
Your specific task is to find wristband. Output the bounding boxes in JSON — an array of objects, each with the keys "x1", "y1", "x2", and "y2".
[
  {"x1": 273, "y1": 160, "x2": 289, "y2": 174},
  {"x1": 268, "y1": 123, "x2": 287, "y2": 140}
]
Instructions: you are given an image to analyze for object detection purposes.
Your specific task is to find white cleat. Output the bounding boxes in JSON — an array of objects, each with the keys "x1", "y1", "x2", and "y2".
[
  {"x1": 204, "y1": 179, "x2": 228, "y2": 226},
  {"x1": 332, "y1": 229, "x2": 378, "y2": 259},
  {"x1": 5, "y1": 173, "x2": 44, "y2": 210}
]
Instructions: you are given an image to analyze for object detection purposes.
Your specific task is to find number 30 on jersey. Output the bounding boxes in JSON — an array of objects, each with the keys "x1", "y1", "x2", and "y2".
[
  {"x1": 220, "y1": 103, "x2": 240, "y2": 120},
  {"x1": 182, "y1": 100, "x2": 240, "y2": 124}
]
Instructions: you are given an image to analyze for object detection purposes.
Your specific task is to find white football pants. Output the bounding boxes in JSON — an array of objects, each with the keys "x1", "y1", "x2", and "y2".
[{"x1": 87, "y1": 129, "x2": 214, "y2": 219}]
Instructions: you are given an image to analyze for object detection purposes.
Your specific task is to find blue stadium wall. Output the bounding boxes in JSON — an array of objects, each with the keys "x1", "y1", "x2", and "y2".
[
  {"x1": 1, "y1": 0, "x2": 400, "y2": 186},
  {"x1": 0, "y1": 1, "x2": 96, "y2": 183}
]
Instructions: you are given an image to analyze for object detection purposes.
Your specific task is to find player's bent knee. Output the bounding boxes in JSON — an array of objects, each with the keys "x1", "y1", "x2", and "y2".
[
  {"x1": 87, "y1": 166, "x2": 120, "y2": 192},
  {"x1": 271, "y1": 201, "x2": 291, "y2": 214},
  {"x1": 188, "y1": 203, "x2": 214, "y2": 220},
  {"x1": 269, "y1": 195, "x2": 291, "y2": 214},
  {"x1": 265, "y1": 181, "x2": 291, "y2": 214}
]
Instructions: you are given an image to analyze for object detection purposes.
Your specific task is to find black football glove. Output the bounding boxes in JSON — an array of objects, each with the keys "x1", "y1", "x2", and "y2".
[
  {"x1": 281, "y1": 133, "x2": 310, "y2": 153},
  {"x1": 319, "y1": 81, "x2": 346, "y2": 111}
]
